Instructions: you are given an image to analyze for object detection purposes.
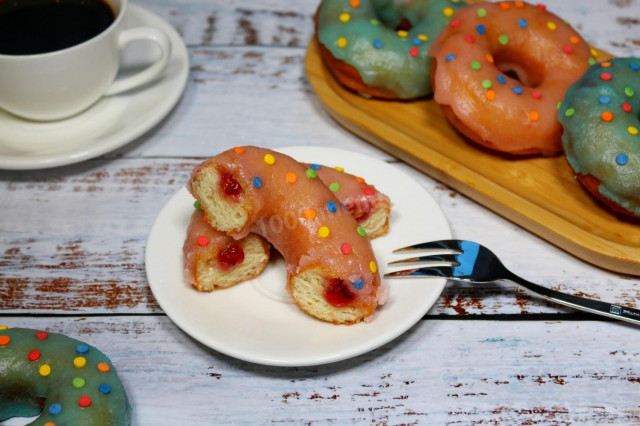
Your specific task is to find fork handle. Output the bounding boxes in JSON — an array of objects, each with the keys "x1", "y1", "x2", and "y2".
[{"x1": 506, "y1": 273, "x2": 640, "y2": 326}]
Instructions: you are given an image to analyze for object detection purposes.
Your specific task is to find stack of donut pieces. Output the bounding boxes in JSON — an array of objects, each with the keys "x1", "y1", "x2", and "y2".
[
  {"x1": 183, "y1": 146, "x2": 391, "y2": 325},
  {"x1": 315, "y1": 0, "x2": 639, "y2": 219}
]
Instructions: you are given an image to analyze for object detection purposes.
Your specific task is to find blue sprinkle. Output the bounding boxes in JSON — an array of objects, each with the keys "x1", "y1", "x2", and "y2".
[
  {"x1": 630, "y1": 63, "x2": 640, "y2": 71},
  {"x1": 445, "y1": 53, "x2": 456, "y2": 61},
  {"x1": 412, "y1": 37, "x2": 422, "y2": 45},
  {"x1": 518, "y1": 18, "x2": 528, "y2": 28},
  {"x1": 373, "y1": 39, "x2": 383, "y2": 49},
  {"x1": 252, "y1": 177, "x2": 262, "y2": 188},
  {"x1": 513, "y1": 86, "x2": 523, "y2": 95},
  {"x1": 310, "y1": 163, "x2": 321, "y2": 170},
  {"x1": 76, "y1": 344, "x2": 89, "y2": 354},
  {"x1": 326, "y1": 201, "x2": 338, "y2": 213},
  {"x1": 476, "y1": 24, "x2": 486, "y2": 35},
  {"x1": 352, "y1": 278, "x2": 364, "y2": 290},
  {"x1": 599, "y1": 95, "x2": 611, "y2": 105},
  {"x1": 49, "y1": 404, "x2": 62, "y2": 415},
  {"x1": 616, "y1": 153, "x2": 628, "y2": 166},
  {"x1": 496, "y1": 75, "x2": 507, "y2": 84},
  {"x1": 99, "y1": 383, "x2": 112, "y2": 394}
]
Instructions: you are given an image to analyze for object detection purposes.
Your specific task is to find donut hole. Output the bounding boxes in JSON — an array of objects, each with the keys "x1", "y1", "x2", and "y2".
[
  {"x1": 372, "y1": 3, "x2": 421, "y2": 32},
  {"x1": 493, "y1": 51, "x2": 544, "y2": 88}
]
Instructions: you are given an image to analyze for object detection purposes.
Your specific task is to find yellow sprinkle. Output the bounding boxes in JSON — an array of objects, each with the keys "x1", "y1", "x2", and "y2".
[
  {"x1": 0, "y1": 326, "x2": 7, "y2": 330},
  {"x1": 339, "y1": 13, "x2": 350, "y2": 23},
  {"x1": 73, "y1": 357, "x2": 87, "y2": 368},
  {"x1": 337, "y1": 37, "x2": 347, "y2": 48},
  {"x1": 318, "y1": 226, "x2": 330, "y2": 238},
  {"x1": 370, "y1": 261, "x2": 377, "y2": 273},
  {"x1": 529, "y1": 111, "x2": 540, "y2": 122},
  {"x1": 397, "y1": 30, "x2": 408, "y2": 38},
  {"x1": 263, "y1": 154, "x2": 275, "y2": 165},
  {"x1": 418, "y1": 34, "x2": 428, "y2": 41},
  {"x1": 629, "y1": 126, "x2": 639, "y2": 135},
  {"x1": 547, "y1": 22, "x2": 557, "y2": 30},
  {"x1": 334, "y1": 166, "x2": 344, "y2": 172},
  {"x1": 443, "y1": 7, "x2": 454, "y2": 17},
  {"x1": 590, "y1": 48, "x2": 599, "y2": 57},
  {"x1": 39, "y1": 364, "x2": 51, "y2": 376}
]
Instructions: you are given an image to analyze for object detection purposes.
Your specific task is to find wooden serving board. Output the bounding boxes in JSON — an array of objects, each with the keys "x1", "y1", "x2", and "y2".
[{"x1": 305, "y1": 38, "x2": 640, "y2": 276}]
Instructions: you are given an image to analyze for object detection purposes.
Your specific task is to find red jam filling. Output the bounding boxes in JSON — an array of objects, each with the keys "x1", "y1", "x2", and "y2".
[
  {"x1": 217, "y1": 244, "x2": 244, "y2": 271},
  {"x1": 219, "y1": 171, "x2": 243, "y2": 198},
  {"x1": 323, "y1": 278, "x2": 355, "y2": 308},
  {"x1": 343, "y1": 199, "x2": 373, "y2": 222}
]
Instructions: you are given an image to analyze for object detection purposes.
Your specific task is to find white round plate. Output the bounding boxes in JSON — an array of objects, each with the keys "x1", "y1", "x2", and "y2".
[
  {"x1": 145, "y1": 147, "x2": 451, "y2": 367},
  {"x1": 0, "y1": 4, "x2": 188, "y2": 170}
]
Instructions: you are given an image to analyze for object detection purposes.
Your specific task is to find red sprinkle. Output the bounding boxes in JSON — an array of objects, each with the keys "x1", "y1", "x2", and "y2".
[
  {"x1": 78, "y1": 396, "x2": 92, "y2": 408},
  {"x1": 340, "y1": 243, "x2": 352, "y2": 255},
  {"x1": 537, "y1": 3, "x2": 547, "y2": 10},
  {"x1": 450, "y1": 19, "x2": 460, "y2": 28},
  {"x1": 364, "y1": 187, "x2": 375, "y2": 196},
  {"x1": 531, "y1": 91, "x2": 542, "y2": 99},
  {"x1": 35, "y1": 331, "x2": 48, "y2": 340},
  {"x1": 563, "y1": 45, "x2": 573, "y2": 54},
  {"x1": 409, "y1": 47, "x2": 419, "y2": 57},
  {"x1": 600, "y1": 72, "x2": 612, "y2": 81},
  {"x1": 28, "y1": 349, "x2": 41, "y2": 361},
  {"x1": 464, "y1": 34, "x2": 475, "y2": 44},
  {"x1": 196, "y1": 236, "x2": 209, "y2": 247},
  {"x1": 622, "y1": 103, "x2": 632, "y2": 113}
]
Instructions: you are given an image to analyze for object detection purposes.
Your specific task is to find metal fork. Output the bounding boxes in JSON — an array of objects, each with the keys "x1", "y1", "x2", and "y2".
[{"x1": 385, "y1": 239, "x2": 640, "y2": 326}]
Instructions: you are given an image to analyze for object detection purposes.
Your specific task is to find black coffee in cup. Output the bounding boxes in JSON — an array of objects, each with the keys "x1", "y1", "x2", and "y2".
[{"x1": 0, "y1": 0, "x2": 115, "y2": 55}]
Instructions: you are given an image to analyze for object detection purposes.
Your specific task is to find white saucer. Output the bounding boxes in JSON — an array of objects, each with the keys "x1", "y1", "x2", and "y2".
[
  {"x1": 145, "y1": 147, "x2": 452, "y2": 367},
  {"x1": 0, "y1": 4, "x2": 189, "y2": 170}
]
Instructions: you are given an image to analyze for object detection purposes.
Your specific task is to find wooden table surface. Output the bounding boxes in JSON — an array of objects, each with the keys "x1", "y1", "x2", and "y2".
[{"x1": 2, "y1": 0, "x2": 640, "y2": 424}]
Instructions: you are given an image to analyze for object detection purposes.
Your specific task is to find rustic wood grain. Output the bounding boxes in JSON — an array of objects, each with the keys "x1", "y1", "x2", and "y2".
[
  {"x1": 1, "y1": 0, "x2": 640, "y2": 423},
  {"x1": 2, "y1": 317, "x2": 639, "y2": 425},
  {"x1": 1, "y1": 158, "x2": 638, "y2": 315}
]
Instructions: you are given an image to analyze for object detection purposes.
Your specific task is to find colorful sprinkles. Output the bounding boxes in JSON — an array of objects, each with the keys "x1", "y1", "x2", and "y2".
[
  {"x1": 0, "y1": 327, "x2": 128, "y2": 423},
  {"x1": 317, "y1": 0, "x2": 466, "y2": 98},
  {"x1": 438, "y1": 0, "x2": 596, "y2": 135}
]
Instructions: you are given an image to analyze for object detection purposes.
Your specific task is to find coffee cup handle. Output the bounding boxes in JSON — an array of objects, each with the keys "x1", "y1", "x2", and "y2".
[{"x1": 104, "y1": 27, "x2": 172, "y2": 96}]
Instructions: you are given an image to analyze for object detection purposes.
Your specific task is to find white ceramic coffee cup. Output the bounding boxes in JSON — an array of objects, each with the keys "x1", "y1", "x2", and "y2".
[{"x1": 0, "y1": 0, "x2": 171, "y2": 121}]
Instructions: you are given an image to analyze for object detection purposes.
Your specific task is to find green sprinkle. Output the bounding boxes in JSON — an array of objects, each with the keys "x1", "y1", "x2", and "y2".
[
  {"x1": 193, "y1": 200, "x2": 201, "y2": 210},
  {"x1": 588, "y1": 57, "x2": 596, "y2": 65},
  {"x1": 329, "y1": 182, "x2": 340, "y2": 192},
  {"x1": 470, "y1": 61, "x2": 481, "y2": 70},
  {"x1": 482, "y1": 79, "x2": 492, "y2": 89},
  {"x1": 370, "y1": 19, "x2": 379, "y2": 25},
  {"x1": 357, "y1": 226, "x2": 367, "y2": 237},
  {"x1": 306, "y1": 169, "x2": 317, "y2": 179},
  {"x1": 556, "y1": 101, "x2": 563, "y2": 110},
  {"x1": 73, "y1": 377, "x2": 85, "y2": 388},
  {"x1": 498, "y1": 34, "x2": 509, "y2": 45},
  {"x1": 477, "y1": 8, "x2": 487, "y2": 17},
  {"x1": 625, "y1": 86, "x2": 635, "y2": 97},
  {"x1": 565, "y1": 107, "x2": 575, "y2": 117}
]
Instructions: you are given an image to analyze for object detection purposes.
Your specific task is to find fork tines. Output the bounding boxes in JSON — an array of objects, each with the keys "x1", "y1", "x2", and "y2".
[
  {"x1": 386, "y1": 240, "x2": 461, "y2": 279},
  {"x1": 392, "y1": 240, "x2": 463, "y2": 255}
]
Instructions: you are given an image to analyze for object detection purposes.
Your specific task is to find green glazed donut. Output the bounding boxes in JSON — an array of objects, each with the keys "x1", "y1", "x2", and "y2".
[
  {"x1": 0, "y1": 326, "x2": 131, "y2": 426},
  {"x1": 558, "y1": 58, "x2": 640, "y2": 218},
  {"x1": 316, "y1": 0, "x2": 467, "y2": 99}
]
